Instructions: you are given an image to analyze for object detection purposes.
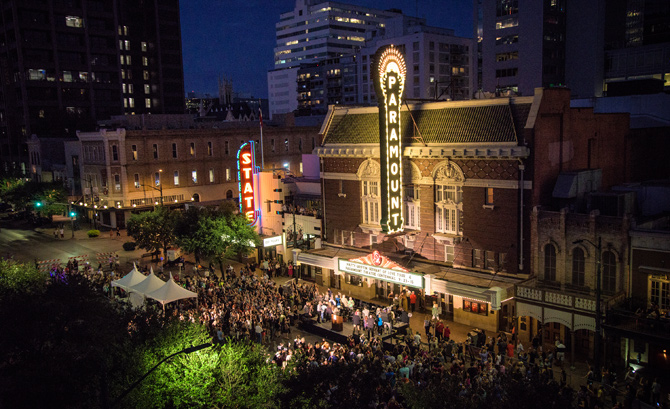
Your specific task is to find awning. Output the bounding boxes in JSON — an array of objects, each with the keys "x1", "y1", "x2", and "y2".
[
  {"x1": 517, "y1": 302, "x2": 543, "y2": 322},
  {"x1": 297, "y1": 252, "x2": 336, "y2": 270},
  {"x1": 552, "y1": 173, "x2": 578, "y2": 198},
  {"x1": 431, "y1": 280, "x2": 505, "y2": 310}
]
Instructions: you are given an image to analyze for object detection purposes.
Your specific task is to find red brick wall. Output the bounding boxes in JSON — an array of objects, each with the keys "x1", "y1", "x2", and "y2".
[
  {"x1": 461, "y1": 186, "x2": 519, "y2": 274},
  {"x1": 323, "y1": 178, "x2": 361, "y2": 242}
]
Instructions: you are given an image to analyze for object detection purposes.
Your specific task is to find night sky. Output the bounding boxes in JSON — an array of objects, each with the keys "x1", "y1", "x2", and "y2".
[{"x1": 180, "y1": 0, "x2": 473, "y2": 98}]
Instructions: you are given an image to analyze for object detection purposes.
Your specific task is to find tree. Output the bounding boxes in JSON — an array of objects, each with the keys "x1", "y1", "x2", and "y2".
[
  {"x1": 126, "y1": 207, "x2": 177, "y2": 259},
  {"x1": 176, "y1": 209, "x2": 260, "y2": 278},
  {"x1": 0, "y1": 180, "x2": 67, "y2": 216},
  {"x1": 0, "y1": 269, "x2": 146, "y2": 409},
  {"x1": 128, "y1": 322, "x2": 283, "y2": 409},
  {"x1": 0, "y1": 258, "x2": 47, "y2": 298}
]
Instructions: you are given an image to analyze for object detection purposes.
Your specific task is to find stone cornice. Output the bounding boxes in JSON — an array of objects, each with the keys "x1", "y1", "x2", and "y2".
[{"x1": 317, "y1": 143, "x2": 529, "y2": 159}]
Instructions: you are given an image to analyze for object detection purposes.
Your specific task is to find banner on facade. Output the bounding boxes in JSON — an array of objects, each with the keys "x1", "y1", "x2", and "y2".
[{"x1": 338, "y1": 258, "x2": 423, "y2": 288}]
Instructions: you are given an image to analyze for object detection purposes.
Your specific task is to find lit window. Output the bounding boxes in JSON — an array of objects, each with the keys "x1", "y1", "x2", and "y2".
[
  {"x1": 127, "y1": 84, "x2": 133, "y2": 93},
  {"x1": 209, "y1": 169, "x2": 214, "y2": 183},
  {"x1": 190, "y1": 142, "x2": 195, "y2": 156},
  {"x1": 226, "y1": 168, "x2": 231, "y2": 181},
  {"x1": 143, "y1": 70, "x2": 149, "y2": 80},
  {"x1": 152, "y1": 144, "x2": 158, "y2": 159},
  {"x1": 131, "y1": 145, "x2": 137, "y2": 160},
  {"x1": 145, "y1": 98, "x2": 151, "y2": 108},
  {"x1": 28, "y1": 69, "x2": 46, "y2": 80},
  {"x1": 154, "y1": 172, "x2": 161, "y2": 186},
  {"x1": 124, "y1": 40, "x2": 130, "y2": 50},
  {"x1": 125, "y1": 55, "x2": 131, "y2": 65},
  {"x1": 207, "y1": 141, "x2": 212, "y2": 156},
  {"x1": 435, "y1": 181, "x2": 462, "y2": 234},
  {"x1": 485, "y1": 187, "x2": 494, "y2": 205},
  {"x1": 134, "y1": 173, "x2": 140, "y2": 188},
  {"x1": 405, "y1": 185, "x2": 420, "y2": 230},
  {"x1": 173, "y1": 171, "x2": 179, "y2": 186},
  {"x1": 62, "y1": 71, "x2": 73, "y2": 82},
  {"x1": 144, "y1": 84, "x2": 150, "y2": 94},
  {"x1": 191, "y1": 170, "x2": 197, "y2": 184},
  {"x1": 445, "y1": 245, "x2": 455, "y2": 263},
  {"x1": 65, "y1": 16, "x2": 84, "y2": 28},
  {"x1": 128, "y1": 98, "x2": 134, "y2": 108},
  {"x1": 142, "y1": 56, "x2": 148, "y2": 66},
  {"x1": 141, "y1": 42, "x2": 147, "y2": 52},
  {"x1": 114, "y1": 174, "x2": 121, "y2": 191}
]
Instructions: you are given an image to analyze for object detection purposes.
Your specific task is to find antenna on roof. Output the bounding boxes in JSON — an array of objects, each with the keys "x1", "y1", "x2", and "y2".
[{"x1": 403, "y1": 100, "x2": 427, "y2": 147}]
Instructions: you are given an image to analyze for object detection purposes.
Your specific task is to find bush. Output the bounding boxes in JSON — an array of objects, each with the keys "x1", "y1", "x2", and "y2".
[
  {"x1": 122, "y1": 241, "x2": 136, "y2": 251},
  {"x1": 87, "y1": 229, "x2": 100, "y2": 238}
]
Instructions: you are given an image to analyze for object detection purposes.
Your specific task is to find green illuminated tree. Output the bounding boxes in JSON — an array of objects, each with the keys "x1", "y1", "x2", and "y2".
[
  {"x1": 126, "y1": 207, "x2": 177, "y2": 259},
  {"x1": 129, "y1": 322, "x2": 282, "y2": 409},
  {"x1": 0, "y1": 258, "x2": 47, "y2": 298}
]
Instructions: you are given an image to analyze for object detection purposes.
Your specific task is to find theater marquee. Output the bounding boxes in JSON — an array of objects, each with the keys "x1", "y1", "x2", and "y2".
[
  {"x1": 237, "y1": 141, "x2": 259, "y2": 225},
  {"x1": 338, "y1": 258, "x2": 423, "y2": 288},
  {"x1": 374, "y1": 45, "x2": 406, "y2": 233}
]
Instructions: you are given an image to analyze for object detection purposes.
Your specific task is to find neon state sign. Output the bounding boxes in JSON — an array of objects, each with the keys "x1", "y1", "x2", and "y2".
[
  {"x1": 237, "y1": 141, "x2": 259, "y2": 225},
  {"x1": 374, "y1": 45, "x2": 406, "y2": 233}
]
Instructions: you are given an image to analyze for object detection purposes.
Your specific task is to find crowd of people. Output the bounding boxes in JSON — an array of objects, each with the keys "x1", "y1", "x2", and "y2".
[{"x1": 48, "y1": 258, "x2": 666, "y2": 409}]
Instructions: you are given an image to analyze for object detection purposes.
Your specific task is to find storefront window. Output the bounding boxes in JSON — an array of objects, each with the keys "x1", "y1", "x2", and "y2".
[
  {"x1": 463, "y1": 299, "x2": 488, "y2": 316},
  {"x1": 346, "y1": 273, "x2": 363, "y2": 286}
]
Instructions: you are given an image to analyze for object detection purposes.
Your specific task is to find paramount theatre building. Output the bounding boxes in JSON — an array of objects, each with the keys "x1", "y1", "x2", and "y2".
[{"x1": 294, "y1": 46, "x2": 531, "y2": 333}]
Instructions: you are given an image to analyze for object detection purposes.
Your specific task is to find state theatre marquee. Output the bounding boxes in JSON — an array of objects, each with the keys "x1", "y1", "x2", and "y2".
[{"x1": 338, "y1": 259, "x2": 424, "y2": 288}]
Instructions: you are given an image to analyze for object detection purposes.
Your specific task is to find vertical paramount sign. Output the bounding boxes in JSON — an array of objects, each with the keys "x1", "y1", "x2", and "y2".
[
  {"x1": 237, "y1": 141, "x2": 259, "y2": 225},
  {"x1": 374, "y1": 45, "x2": 406, "y2": 233}
]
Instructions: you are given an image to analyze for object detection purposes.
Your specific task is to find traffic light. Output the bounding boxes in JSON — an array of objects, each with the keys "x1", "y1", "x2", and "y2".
[
  {"x1": 34, "y1": 201, "x2": 43, "y2": 207},
  {"x1": 69, "y1": 211, "x2": 77, "y2": 217}
]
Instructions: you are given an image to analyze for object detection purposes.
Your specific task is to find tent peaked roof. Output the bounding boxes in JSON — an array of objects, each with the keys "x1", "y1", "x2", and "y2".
[
  {"x1": 128, "y1": 271, "x2": 165, "y2": 295},
  {"x1": 145, "y1": 273, "x2": 197, "y2": 305},
  {"x1": 111, "y1": 264, "x2": 146, "y2": 290}
]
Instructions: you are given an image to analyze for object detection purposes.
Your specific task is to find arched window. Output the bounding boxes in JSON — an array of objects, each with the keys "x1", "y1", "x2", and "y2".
[
  {"x1": 544, "y1": 244, "x2": 557, "y2": 281},
  {"x1": 572, "y1": 247, "x2": 585, "y2": 287},
  {"x1": 225, "y1": 190, "x2": 233, "y2": 199},
  {"x1": 358, "y1": 160, "x2": 381, "y2": 226},
  {"x1": 434, "y1": 162, "x2": 464, "y2": 235},
  {"x1": 602, "y1": 251, "x2": 617, "y2": 293}
]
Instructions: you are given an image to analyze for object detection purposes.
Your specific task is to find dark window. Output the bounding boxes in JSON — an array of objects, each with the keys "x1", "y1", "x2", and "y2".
[
  {"x1": 544, "y1": 244, "x2": 557, "y2": 281},
  {"x1": 602, "y1": 251, "x2": 617, "y2": 292},
  {"x1": 172, "y1": 143, "x2": 177, "y2": 158},
  {"x1": 572, "y1": 247, "x2": 585, "y2": 287},
  {"x1": 153, "y1": 144, "x2": 158, "y2": 159}
]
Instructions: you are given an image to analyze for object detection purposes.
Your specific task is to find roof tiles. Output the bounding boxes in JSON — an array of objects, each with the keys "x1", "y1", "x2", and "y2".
[{"x1": 323, "y1": 103, "x2": 531, "y2": 145}]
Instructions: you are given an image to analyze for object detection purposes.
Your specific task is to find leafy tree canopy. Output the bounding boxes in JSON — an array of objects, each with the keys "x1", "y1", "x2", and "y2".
[
  {"x1": 126, "y1": 207, "x2": 177, "y2": 256},
  {"x1": 0, "y1": 258, "x2": 48, "y2": 297},
  {"x1": 0, "y1": 179, "x2": 67, "y2": 215}
]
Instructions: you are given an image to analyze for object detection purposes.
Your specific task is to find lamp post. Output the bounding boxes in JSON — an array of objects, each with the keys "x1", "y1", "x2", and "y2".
[
  {"x1": 111, "y1": 343, "x2": 212, "y2": 408},
  {"x1": 573, "y1": 237, "x2": 602, "y2": 381}
]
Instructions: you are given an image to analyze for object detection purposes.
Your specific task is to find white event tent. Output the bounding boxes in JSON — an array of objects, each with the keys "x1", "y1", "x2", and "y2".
[
  {"x1": 128, "y1": 268, "x2": 165, "y2": 295},
  {"x1": 111, "y1": 263, "x2": 146, "y2": 291},
  {"x1": 145, "y1": 273, "x2": 197, "y2": 307}
]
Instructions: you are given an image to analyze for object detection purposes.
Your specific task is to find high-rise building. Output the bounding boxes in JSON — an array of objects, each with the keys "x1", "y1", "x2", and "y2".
[
  {"x1": 479, "y1": 0, "x2": 568, "y2": 97},
  {"x1": 603, "y1": 0, "x2": 670, "y2": 96},
  {"x1": 357, "y1": 18, "x2": 473, "y2": 104},
  {"x1": 268, "y1": 0, "x2": 416, "y2": 119},
  {"x1": 477, "y1": 0, "x2": 669, "y2": 99},
  {"x1": 0, "y1": 0, "x2": 185, "y2": 174}
]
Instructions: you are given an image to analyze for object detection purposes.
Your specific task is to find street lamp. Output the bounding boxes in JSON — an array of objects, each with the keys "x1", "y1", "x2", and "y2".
[
  {"x1": 573, "y1": 237, "x2": 602, "y2": 381},
  {"x1": 111, "y1": 343, "x2": 212, "y2": 408}
]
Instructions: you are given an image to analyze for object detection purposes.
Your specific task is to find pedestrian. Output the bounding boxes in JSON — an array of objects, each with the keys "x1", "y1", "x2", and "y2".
[
  {"x1": 116, "y1": 227, "x2": 121, "y2": 237},
  {"x1": 410, "y1": 291, "x2": 417, "y2": 312},
  {"x1": 54, "y1": 229, "x2": 58, "y2": 239},
  {"x1": 59, "y1": 227, "x2": 64, "y2": 239}
]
